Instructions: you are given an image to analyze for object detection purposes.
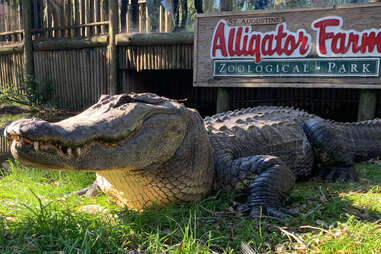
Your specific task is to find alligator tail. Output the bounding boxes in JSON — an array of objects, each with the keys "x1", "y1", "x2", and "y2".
[
  {"x1": 304, "y1": 119, "x2": 381, "y2": 165},
  {"x1": 338, "y1": 119, "x2": 381, "y2": 162}
]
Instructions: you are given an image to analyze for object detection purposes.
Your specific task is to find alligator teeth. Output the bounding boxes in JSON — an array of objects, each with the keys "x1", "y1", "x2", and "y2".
[
  {"x1": 76, "y1": 147, "x2": 81, "y2": 156},
  {"x1": 67, "y1": 147, "x2": 72, "y2": 155},
  {"x1": 33, "y1": 141, "x2": 39, "y2": 151}
]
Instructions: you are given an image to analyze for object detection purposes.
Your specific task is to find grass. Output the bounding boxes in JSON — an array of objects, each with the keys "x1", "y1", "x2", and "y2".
[
  {"x1": 0, "y1": 113, "x2": 30, "y2": 126},
  {"x1": 0, "y1": 161, "x2": 380, "y2": 253},
  {"x1": 0, "y1": 111, "x2": 380, "y2": 253}
]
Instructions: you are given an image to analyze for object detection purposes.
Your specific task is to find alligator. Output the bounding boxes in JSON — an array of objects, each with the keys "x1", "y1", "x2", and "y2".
[{"x1": 5, "y1": 93, "x2": 381, "y2": 217}]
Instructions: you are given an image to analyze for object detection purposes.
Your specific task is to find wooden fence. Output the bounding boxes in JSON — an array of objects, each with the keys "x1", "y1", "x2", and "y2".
[
  {"x1": 0, "y1": 0, "x2": 176, "y2": 46},
  {"x1": 0, "y1": 0, "x2": 380, "y2": 114}
]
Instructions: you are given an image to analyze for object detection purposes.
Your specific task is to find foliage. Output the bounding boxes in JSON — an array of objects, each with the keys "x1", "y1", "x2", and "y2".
[{"x1": 0, "y1": 75, "x2": 53, "y2": 108}]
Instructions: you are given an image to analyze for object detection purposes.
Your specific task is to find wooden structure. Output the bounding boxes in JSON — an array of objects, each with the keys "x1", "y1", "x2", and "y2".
[
  {"x1": 0, "y1": 0, "x2": 380, "y2": 122},
  {"x1": 194, "y1": 3, "x2": 381, "y2": 117},
  {"x1": 0, "y1": 0, "x2": 193, "y2": 109}
]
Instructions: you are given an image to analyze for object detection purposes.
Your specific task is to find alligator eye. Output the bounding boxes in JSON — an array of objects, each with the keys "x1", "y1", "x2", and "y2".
[{"x1": 114, "y1": 95, "x2": 133, "y2": 108}]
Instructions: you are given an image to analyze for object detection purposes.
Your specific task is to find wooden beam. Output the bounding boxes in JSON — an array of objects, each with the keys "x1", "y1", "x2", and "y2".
[
  {"x1": 108, "y1": 0, "x2": 119, "y2": 95},
  {"x1": 33, "y1": 36, "x2": 108, "y2": 51},
  {"x1": 116, "y1": 32, "x2": 194, "y2": 45},
  {"x1": 0, "y1": 43, "x2": 24, "y2": 55},
  {"x1": 22, "y1": 0, "x2": 35, "y2": 82}
]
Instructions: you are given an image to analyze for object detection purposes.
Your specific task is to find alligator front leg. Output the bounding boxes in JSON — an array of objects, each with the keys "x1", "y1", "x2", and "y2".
[{"x1": 231, "y1": 155, "x2": 296, "y2": 218}]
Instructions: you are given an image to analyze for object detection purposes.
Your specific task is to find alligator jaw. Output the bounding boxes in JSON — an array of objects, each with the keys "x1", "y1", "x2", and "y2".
[
  {"x1": 6, "y1": 128, "x2": 139, "y2": 170},
  {"x1": 4, "y1": 93, "x2": 188, "y2": 171},
  {"x1": 8, "y1": 135, "x2": 83, "y2": 157}
]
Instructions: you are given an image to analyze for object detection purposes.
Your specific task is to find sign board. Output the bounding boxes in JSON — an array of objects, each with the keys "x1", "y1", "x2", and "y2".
[{"x1": 193, "y1": 3, "x2": 381, "y2": 88}]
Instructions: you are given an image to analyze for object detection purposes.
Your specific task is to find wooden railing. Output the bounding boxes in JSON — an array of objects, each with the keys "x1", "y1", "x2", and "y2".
[{"x1": 0, "y1": 0, "x2": 177, "y2": 46}]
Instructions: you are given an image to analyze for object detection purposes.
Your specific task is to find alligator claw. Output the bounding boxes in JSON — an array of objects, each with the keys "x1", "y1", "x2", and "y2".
[
  {"x1": 251, "y1": 206, "x2": 298, "y2": 219},
  {"x1": 238, "y1": 204, "x2": 298, "y2": 219}
]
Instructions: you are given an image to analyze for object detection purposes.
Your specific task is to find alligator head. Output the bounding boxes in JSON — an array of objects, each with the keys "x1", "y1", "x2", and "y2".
[{"x1": 5, "y1": 93, "x2": 214, "y2": 209}]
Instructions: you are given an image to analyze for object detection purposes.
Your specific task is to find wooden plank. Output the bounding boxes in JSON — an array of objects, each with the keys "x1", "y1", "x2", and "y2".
[
  {"x1": 0, "y1": 30, "x2": 23, "y2": 36},
  {"x1": 59, "y1": 0, "x2": 65, "y2": 37},
  {"x1": 194, "y1": 3, "x2": 381, "y2": 88},
  {"x1": 46, "y1": 0, "x2": 53, "y2": 37},
  {"x1": 108, "y1": 0, "x2": 118, "y2": 94},
  {"x1": 358, "y1": 90, "x2": 377, "y2": 120},
  {"x1": 102, "y1": 48, "x2": 108, "y2": 94},
  {"x1": 216, "y1": 88, "x2": 230, "y2": 113},
  {"x1": 138, "y1": 3, "x2": 143, "y2": 33},
  {"x1": 80, "y1": 0, "x2": 86, "y2": 36},
  {"x1": 159, "y1": 5, "x2": 163, "y2": 33},
  {"x1": 18, "y1": 1, "x2": 23, "y2": 33},
  {"x1": 11, "y1": 0, "x2": 17, "y2": 33},
  {"x1": 145, "y1": 4, "x2": 149, "y2": 33},
  {"x1": 74, "y1": 0, "x2": 80, "y2": 37},
  {"x1": 116, "y1": 32, "x2": 194, "y2": 45},
  {"x1": 66, "y1": 0, "x2": 72, "y2": 38},
  {"x1": 102, "y1": 0, "x2": 109, "y2": 34},
  {"x1": 85, "y1": 0, "x2": 90, "y2": 36},
  {"x1": 4, "y1": 0, "x2": 9, "y2": 33},
  {"x1": 0, "y1": 43, "x2": 23, "y2": 55},
  {"x1": 89, "y1": 0, "x2": 94, "y2": 35},
  {"x1": 79, "y1": 49, "x2": 86, "y2": 108},
  {"x1": 126, "y1": 2, "x2": 131, "y2": 33},
  {"x1": 23, "y1": 0, "x2": 35, "y2": 83},
  {"x1": 96, "y1": 49, "x2": 101, "y2": 99},
  {"x1": 0, "y1": 1, "x2": 3, "y2": 33},
  {"x1": 62, "y1": 49, "x2": 69, "y2": 108},
  {"x1": 31, "y1": 21, "x2": 110, "y2": 32},
  {"x1": 37, "y1": 0, "x2": 44, "y2": 37},
  {"x1": 33, "y1": 36, "x2": 108, "y2": 51},
  {"x1": 94, "y1": 0, "x2": 100, "y2": 35},
  {"x1": 51, "y1": 51, "x2": 59, "y2": 107},
  {"x1": 164, "y1": 7, "x2": 168, "y2": 32}
]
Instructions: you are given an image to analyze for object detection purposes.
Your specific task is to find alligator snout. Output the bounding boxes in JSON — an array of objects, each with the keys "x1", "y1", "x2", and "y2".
[{"x1": 5, "y1": 118, "x2": 55, "y2": 142}]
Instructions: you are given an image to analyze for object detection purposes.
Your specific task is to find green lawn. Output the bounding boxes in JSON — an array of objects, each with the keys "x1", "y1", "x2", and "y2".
[{"x1": 0, "y1": 161, "x2": 380, "y2": 253}]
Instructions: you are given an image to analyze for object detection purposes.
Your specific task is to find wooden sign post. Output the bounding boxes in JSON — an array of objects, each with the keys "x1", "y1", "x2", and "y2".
[{"x1": 194, "y1": 3, "x2": 381, "y2": 119}]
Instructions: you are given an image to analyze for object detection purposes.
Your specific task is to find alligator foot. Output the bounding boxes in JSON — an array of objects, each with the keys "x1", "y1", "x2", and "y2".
[
  {"x1": 74, "y1": 180, "x2": 100, "y2": 198},
  {"x1": 318, "y1": 165, "x2": 358, "y2": 182},
  {"x1": 231, "y1": 155, "x2": 297, "y2": 219},
  {"x1": 237, "y1": 203, "x2": 298, "y2": 219}
]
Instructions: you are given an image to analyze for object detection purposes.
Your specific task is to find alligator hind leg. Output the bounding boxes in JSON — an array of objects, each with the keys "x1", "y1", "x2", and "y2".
[
  {"x1": 303, "y1": 119, "x2": 357, "y2": 182},
  {"x1": 231, "y1": 155, "x2": 296, "y2": 218}
]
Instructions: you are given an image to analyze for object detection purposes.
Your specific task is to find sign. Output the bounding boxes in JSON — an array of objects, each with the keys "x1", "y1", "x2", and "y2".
[
  {"x1": 214, "y1": 58, "x2": 380, "y2": 77},
  {"x1": 194, "y1": 3, "x2": 381, "y2": 88}
]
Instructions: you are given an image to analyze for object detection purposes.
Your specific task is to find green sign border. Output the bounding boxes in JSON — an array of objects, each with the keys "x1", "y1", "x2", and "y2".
[{"x1": 213, "y1": 58, "x2": 380, "y2": 77}]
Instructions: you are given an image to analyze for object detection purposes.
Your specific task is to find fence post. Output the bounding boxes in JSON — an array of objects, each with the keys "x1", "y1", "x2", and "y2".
[
  {"x1": 357, "y1": 90, "x2": 377, "y2": 121},
  {"x1": 108, "y1": 0, "x2": 119, "y2": 95},
  {"x1": 22, "y1": 0, "x2": 35, "y2": 85},
  {"x1": 215, "y1": 0, "x2": 233, "y2": 113},
  {"x1": 216, "y1": 88, "x2": 230, "y2": 113}
]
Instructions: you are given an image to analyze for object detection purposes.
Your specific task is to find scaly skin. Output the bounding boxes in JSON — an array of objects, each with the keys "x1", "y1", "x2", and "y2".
[{"x1": 5, "y1": 93, "x2": 381, "y2": 217}]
